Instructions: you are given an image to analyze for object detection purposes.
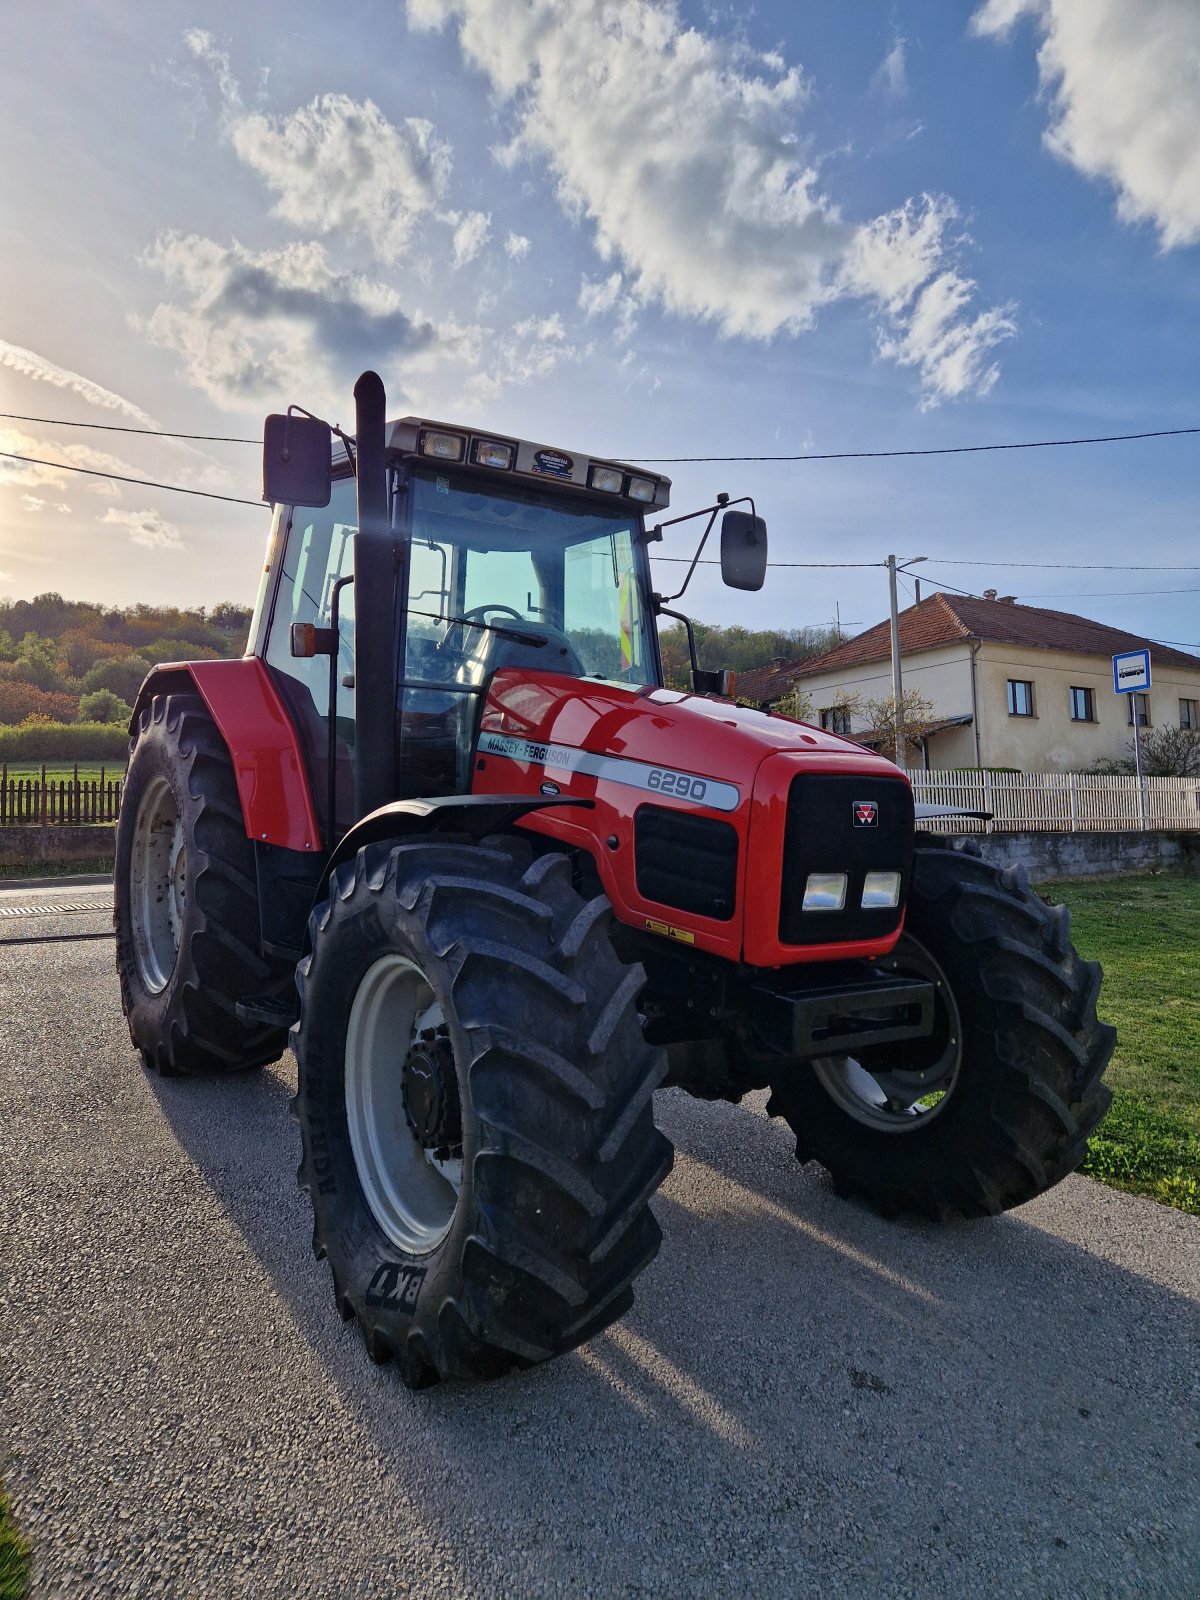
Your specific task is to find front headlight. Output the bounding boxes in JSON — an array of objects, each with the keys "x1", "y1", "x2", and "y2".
[{"x1": 802, "y1": 873, "x2": 848, "y2": 911}]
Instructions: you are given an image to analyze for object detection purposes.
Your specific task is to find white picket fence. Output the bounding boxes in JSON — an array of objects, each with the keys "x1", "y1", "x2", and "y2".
[{"x1": 910, "y1": 770, "x2": 1200, "y2": 833}]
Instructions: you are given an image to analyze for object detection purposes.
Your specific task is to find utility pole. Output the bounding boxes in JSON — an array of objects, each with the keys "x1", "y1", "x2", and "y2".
[
  {"x1": 887, "y1": 554, "x2": 906, "y2": 772},
  {"x1": 886, "y1": 554, "x2": 926, "y2": 774}
]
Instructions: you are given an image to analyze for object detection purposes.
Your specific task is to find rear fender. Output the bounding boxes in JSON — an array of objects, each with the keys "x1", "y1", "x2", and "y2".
[{"x1": 130, "y1": 659, "x2": 322, "y2": 854}]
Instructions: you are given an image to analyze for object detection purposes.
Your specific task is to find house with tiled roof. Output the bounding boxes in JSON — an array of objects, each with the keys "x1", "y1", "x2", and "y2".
[{"x1": 738, "y1": 591, "x2": 1200, "y2": 772}]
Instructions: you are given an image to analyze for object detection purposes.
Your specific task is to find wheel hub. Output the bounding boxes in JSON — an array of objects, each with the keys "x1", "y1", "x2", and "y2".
[{"x1": 402, "y1": 1027, "x2": 462, "y2": 1155}]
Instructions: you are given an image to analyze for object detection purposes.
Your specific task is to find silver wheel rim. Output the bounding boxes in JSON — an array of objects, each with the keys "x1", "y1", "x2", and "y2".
[
  {"x1": 129, "y1": 774, "x2": 186, "y2": 994},
  {"x1": 811, "y1": 936, "x2": 963, "y2": 1134},
  {"x1": 344, "y1": 954, "x2": 461, "y2": 1254}
]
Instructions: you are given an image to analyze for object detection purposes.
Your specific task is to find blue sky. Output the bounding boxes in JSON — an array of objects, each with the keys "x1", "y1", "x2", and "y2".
[{"x1": 1, "y1": 0, "x2": 1197, "y2": 653}]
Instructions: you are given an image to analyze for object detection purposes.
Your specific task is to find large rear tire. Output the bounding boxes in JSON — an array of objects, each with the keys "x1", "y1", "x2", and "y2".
[
  {"x1": 767, "y1": 839, "x2": 1115, "y2": 1219},
  {"x1": 293, "y1": 835, "x2": 673, "y2": 1387},
  {"x1": 114, "y1": 691, "x2": 291, "y2": 1075}
]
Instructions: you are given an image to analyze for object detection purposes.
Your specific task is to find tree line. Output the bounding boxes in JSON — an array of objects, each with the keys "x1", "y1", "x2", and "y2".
[{"x1": 0, "y1": 593, "x2": 251, "y2": 728}]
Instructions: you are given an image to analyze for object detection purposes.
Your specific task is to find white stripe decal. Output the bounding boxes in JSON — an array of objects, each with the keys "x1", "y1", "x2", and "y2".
[{"x1": 478, "y1": 733, "x2": 741, "y2": 812}]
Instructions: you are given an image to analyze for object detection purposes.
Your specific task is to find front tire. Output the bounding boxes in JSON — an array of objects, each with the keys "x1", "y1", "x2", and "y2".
[
  {"x1": 293, "y1": 836, "x2": 673, "y2": 1386},
  {"x1": 114, "y1": 692, "x2": 291, "y2": 1075},
  {"x1": 767, "y1": 839, "x2": 1115, "y2": 1219}
]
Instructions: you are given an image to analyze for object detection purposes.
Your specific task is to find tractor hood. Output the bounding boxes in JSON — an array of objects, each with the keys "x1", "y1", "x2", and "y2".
[
  {"x1": 475, "y1": 669, "x2": 901, "y2": 797},
  {"x1": 473, "y1": 670, "x2": 912, "y2": 968}
]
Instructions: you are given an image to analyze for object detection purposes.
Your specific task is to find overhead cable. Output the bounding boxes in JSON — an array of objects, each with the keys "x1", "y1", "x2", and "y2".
[
  {"x1": 0, "y1": 451, "x2": 263, "y2": 508},
  {"x1": 3, "y1": 410, "x2": 1196, "y2": 463}
]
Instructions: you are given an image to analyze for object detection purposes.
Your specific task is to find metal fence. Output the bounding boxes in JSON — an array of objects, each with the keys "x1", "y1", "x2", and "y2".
[
  {"x1": 911, "y1": 769, "x2": 1200, "y2": 832},
  {"x1": 0, "y1": 765, "x2": 124, "y2": 826},
  {"x1": 3, "y1": 761, "x2": 1197, "y2": 835}
]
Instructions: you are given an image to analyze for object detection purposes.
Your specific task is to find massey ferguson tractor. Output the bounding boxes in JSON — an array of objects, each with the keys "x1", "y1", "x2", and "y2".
[{"x1": 114, "y1": 371, "x2": 1113, "y2": 1388}]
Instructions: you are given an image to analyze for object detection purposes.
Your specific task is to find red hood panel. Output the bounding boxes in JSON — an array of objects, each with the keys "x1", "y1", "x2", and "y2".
[{"x1": 479, "y1": 670, "x2": 901, "y2": 790}]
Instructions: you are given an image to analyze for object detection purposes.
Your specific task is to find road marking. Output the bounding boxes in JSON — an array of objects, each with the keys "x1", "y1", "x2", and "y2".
[{"x1": 0, "y1": 899, "x2": 112, "y2": 918}]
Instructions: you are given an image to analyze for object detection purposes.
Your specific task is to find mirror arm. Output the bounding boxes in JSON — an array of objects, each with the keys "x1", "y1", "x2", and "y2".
[
  {"x1": 649, "y1": 493, "x2": 757, "y2": 602},
  {"x1": 654, "y1": 601, "x2": 701, "y2": 679}
]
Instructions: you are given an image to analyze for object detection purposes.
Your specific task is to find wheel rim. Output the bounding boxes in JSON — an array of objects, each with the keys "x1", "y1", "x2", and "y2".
[
  {"x1": 810, "y1": 935, "x2": 964, "y2": 1134},
  {"x1": 129, "y1": 774, "x2": 186, "y2": 995},
  {"x1": 344, "y1": 954, "x2": 461, "y2": 1254}
]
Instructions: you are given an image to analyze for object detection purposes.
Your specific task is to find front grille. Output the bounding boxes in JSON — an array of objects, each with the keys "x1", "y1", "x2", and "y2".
[
  {"x1": 778, "y1": 775, "x2": 913, "y2": 945},
  {"x1": 635, "y1": 805, "x2": 738, "y2": 921}
]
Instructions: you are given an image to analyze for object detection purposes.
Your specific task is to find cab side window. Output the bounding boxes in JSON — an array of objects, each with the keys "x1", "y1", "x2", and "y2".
[{"x1": 264, "y1": 475, "x2": 358, "y2": 831}]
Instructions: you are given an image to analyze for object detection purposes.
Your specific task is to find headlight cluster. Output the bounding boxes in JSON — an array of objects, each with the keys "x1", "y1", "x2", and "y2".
[{"x1": 801, "y1": 870, "x2": 902, "y2": 912}]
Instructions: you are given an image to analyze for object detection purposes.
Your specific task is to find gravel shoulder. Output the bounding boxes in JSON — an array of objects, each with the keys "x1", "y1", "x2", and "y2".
[{"x1": 1, "y1": 905, "x2": 1197, "y2": 1598}]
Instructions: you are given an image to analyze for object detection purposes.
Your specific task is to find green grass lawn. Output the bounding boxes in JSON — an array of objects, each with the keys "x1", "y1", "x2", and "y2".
[
  {"x1": 1039, "y1": 873, "x2": 1199, "y2": 1215},
  {"x1": 0, "y1": 1490, "x2": 30, "y2": 1600}
]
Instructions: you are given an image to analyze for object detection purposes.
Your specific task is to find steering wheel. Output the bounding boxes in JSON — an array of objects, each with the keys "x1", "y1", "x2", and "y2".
[
  {"x1": 463, "y1": 604, "x2": 525, "y2": 625},
  {"x1": 436, "y1": 602, "x2": 528, "y2": 663}
]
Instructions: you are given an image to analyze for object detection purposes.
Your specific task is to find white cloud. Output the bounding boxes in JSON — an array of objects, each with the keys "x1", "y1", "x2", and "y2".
[
  {"x1": 872, "y1": 37, "x2": 908, "y2": 98},
  {"x1": 185, "y1": 34, "x2": 452, "y2": 264},
  {"x1": 459, "y1": 312, "x2": 583, "y2": 408},
  {"x1": 505, "y1": 231, "x2": 532, "y2": 259},
  {"x1": 450, "y1": 210, "x2": 491, "y2": 267},
  {"x1": 102, "y1": 507, "x2": 183, "y2": 551},
  {"x1": 19, "y1": 495, "x2": 44, "y2": 512},
  {"x1": 0, "y1": 427, "x2": 150, "y2": 496},
  {"x1": 408, "y1": 0, "x2": 1013, "y2": 402},
  {"x1": 0, "y1": 339, "x2": 155, "y2": 424},
  {"x1": 973, "y1": 0, "x2": 1200, "y2": 248},
  {"x1": 136, "y1": 232, "x2": 442, "y2": 411},
  {"x1": 579, "y1": 271, "x2": 639, "y2": 340}
]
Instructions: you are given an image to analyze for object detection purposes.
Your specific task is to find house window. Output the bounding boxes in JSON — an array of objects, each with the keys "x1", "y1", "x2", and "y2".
[
  {"x1": 819, "y1": 707, "x2": 852, "y2": 735},
  {"x1": 1127, "y1": 693, "x2": 1151, "y2": 728},
  {"x1": 1007, "y1": 679, "x2": 1035, "y2": 717},
  {"x1": 1069, "y1": 686, "x2": 1095, "y2": 722},
  {"x1": 1181, "y1": 699, "x2": 1198, "y2": 731}
]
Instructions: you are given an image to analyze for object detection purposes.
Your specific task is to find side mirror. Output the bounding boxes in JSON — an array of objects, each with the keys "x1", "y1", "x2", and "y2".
[
  {"x1": 720, "y1": 510, "x2": 768, "y2": 591},
  {"x1": 263, "y1": 413, "x2": 332, "y2": 507}
]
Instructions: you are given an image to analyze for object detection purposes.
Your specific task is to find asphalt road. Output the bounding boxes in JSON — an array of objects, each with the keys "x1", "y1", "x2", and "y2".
[{"x1": 1, "y1": 885, "x2": 1198, "y2": 1599}]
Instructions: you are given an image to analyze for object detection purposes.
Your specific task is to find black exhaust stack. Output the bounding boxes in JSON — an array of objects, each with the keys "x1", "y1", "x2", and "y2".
[{"x1": 352, "y1": 371, "x2": 396, "y2": 822}]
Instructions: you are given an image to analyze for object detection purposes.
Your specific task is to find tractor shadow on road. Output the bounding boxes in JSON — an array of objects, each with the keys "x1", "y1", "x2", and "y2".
[{"x1": 146, "y1": 1061, "x2": 1200, "y2": 1595}]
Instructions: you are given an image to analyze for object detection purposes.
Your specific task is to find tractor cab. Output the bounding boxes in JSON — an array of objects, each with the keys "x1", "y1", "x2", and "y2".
[{"x1": 255, "y1": 380, "x2": 763, "y2": 844}]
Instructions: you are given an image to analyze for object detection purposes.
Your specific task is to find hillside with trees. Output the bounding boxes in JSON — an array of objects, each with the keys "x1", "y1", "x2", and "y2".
[
  {"x1": 0, "y1": 593, "x2": 843, "y2": 761},
  {"x1": 0, "y1": 593, "x2": 252, "y2": 760},
  {"x1": 658, "y1": 621, "x2": 843, "y2": 687}
]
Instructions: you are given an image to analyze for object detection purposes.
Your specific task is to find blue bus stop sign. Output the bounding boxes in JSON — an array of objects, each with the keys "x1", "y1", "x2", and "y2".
[{"x1": 1113, "y1": 649, "x2": 1151, "y2": 694}]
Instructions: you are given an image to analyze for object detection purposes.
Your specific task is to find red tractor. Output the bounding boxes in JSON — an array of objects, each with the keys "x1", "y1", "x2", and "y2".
[{"x1": 115, "y1": 372, "x2": 1113, "y2": 1387}]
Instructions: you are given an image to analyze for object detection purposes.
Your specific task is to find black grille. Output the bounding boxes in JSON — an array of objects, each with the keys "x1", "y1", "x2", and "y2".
[
  {"x1": 778, "y1": 775, "x2": 913, "y2": 945},
  {"x1": 635, "y1": 806, "x2": 738, "y2": 922}
]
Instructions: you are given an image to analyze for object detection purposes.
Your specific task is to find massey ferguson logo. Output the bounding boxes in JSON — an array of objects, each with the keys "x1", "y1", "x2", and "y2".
[{"x1": 853, "y1": 800, "x2": 878, "y2": 827}]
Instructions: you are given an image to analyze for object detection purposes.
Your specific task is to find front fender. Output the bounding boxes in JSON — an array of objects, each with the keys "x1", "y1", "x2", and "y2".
[{"x1": 316, "y1": 793, "x2": 593, "y2": 904}]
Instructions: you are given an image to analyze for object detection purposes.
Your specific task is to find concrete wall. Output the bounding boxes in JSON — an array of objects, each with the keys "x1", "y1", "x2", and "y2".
[
  {"x1": 0, "y1": 824, "x2": 115, "y2": 868},
  {"x1": 960, "y1": 828, "x2": 1200, "y2": 881},
  {"x1": 977, "y1": 643, "x2": 1200, "y2": 771}
]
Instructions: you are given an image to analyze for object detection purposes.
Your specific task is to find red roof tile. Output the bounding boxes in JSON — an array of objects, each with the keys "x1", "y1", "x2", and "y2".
[{"x1": 771, "y1": 592, "x2": 1200, "y2": 689}]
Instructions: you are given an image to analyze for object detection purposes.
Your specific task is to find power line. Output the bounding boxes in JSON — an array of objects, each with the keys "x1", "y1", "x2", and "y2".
[
  {"x1": 635, "y1": 427, "x2": 1198, "y2": 463},
  {"x1": 3, "y1": 409, "x2": 1197, "y2": 463},
  {"x1": 653, "y1": 555, "x2": 884, "y2": 569},
  {"x1": 0, "y1": 412, "x2": 257, "y2": 444},
  {"x1": 0, "y1": 451, "x2": 263, "y2": 508},
  {"x1": 920, "y1": 557, "x2": 1200, "y2": 571},
  {"x1": 971, "y1": 586, "x2": 1200, "y2": 600}
]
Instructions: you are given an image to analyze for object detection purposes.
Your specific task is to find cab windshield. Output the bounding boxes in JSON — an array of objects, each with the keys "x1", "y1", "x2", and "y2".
[{"x1": 404, "y1": 470, "x2": 656, "y2": 685}]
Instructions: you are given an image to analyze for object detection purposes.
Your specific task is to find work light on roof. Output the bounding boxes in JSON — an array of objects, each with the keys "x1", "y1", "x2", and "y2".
[
  {"x1": 627, "y1": 476, "x2": 656, "y2": 503},
  {"x1": 473, "y1": 439, "x2": 513, "y2": 470},
  {"x1": 421, "y1": 430, "x2": 465, "y2": 462},
  {"x1": 589, "y1": 465, "x2": 624, "y2": 494}
]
